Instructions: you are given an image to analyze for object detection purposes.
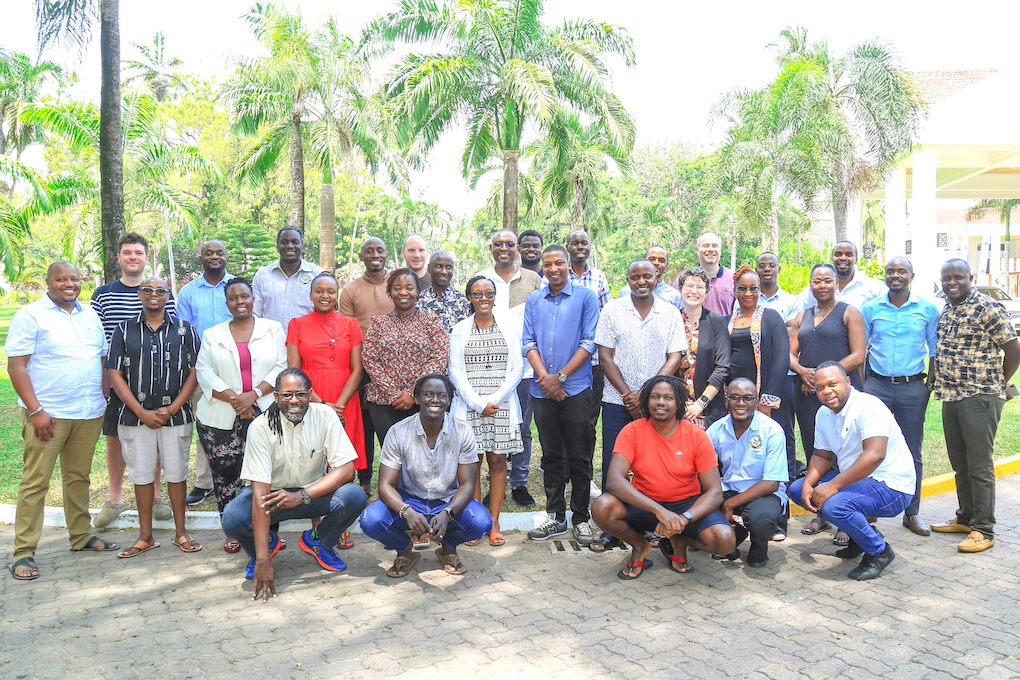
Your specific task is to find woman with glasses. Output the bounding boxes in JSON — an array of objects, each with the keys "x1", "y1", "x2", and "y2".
[
  {"x1": 788, "y1": 263, "x2": 866, "y2": 540},
  {"x1": 448, "y1": 276, "x2": 525, "y2": 547},
  {"x1": 728, "y1": 265, "x2": 790, "y2": 417},
  {"x1": 195, "y1": 278, "x2": 287, "y2": 552},
  {"x1": 676, "y1": 267, "x2": 731, "y2": 428}
]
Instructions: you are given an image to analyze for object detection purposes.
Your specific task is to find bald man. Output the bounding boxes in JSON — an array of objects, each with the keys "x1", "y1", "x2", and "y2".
[{"x1": 402, "y1": 234, "x2": 431, "y2": 290}]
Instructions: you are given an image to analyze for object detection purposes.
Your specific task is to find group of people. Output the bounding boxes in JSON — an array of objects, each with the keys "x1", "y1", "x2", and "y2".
[{"x1": 7, "y1": 225, "x2": 1016, "y2": 594}]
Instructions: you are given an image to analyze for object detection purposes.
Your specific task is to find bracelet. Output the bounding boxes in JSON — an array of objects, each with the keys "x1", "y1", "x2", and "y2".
[
  {"x1": 29, "y1": 406, "x2": 45, "y2": 417},
  {"x1": 398, "y1": 504, "x2": 411, "y2": 519},
  {"x1": 253, "y1": 387, "x2": 264, "y2": 399}
]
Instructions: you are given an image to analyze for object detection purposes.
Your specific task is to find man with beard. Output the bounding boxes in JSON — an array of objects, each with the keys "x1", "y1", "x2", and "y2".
[
  {"x1": 252, "y1": 227, "x2": 322, "y2": 333},
  {"x1": 617, "y1": 246, "x2": 683, "y2": 310},
  {"x1": 519, "y1": 230, "x2": 544, "y2": 276},
  {"x1": 674, "y1": 232, "x2": 734, "y2": 316},
  {"x1": 416, "y1": 250, "x2": 472, "y2": 333},
  {"x1": 401, "y1": 234, "x2": 431, "y2": 290},
  {"x1": 221, "y1": 368, "x2": 367, "y2": 601},
  {"x1": 798, "y1": 241, "x2": 884, "y2": 311}
]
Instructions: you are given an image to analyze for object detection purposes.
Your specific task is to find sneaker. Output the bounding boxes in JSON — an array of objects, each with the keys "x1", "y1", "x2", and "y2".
[
  {"x1": 511, "y1": 486, "x2": 536, "y2": 507},
  {"x1": 771, "y1": 532, "x2": 787, "y2": 542},
  {"x1": 957, "y1": 531, "x2": 995, "y2": 553},
  {"x1": 527, "y1": 515, "x2": 568, "y2": 541},
  {"x1": 589, "y1": 480, "x2": 601, "y2": 498},
  {"x1": 92, "y1": 501, "x2": 130, "y2": 529},
  {"x1": 153, "y1": 497, "x2": 173, "y2": 522},
  {"x1": 245, "y1": 531, "x2": 283, "y2": 579},
  {"x1": 186, "y1": 486, "x2": 214, "y2": 505},
  {"x1": 931, "y1": 518, "x2": 972, "y2": 533},
  {"x1": 298, "y1": 529, "x2": 348, "y2": 572},
  {"x1": 848, "y1": 544, "x2": 895, "y2": 580},
  {"x1": 573, "y1": 522, "x2": 595, "y2": 547}
]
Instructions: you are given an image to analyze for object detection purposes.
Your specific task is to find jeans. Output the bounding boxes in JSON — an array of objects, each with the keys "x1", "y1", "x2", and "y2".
[
  {"x1": 723, "y1": 490, "x2": 784, "y2": 563},
  {"x1": 221, "y1": 482, "x2": 367, "y2": 559},
  {"x1": 942, "y1": 394, "x2": 1003, "y2": 538},
  {"x1": 533, "y1": 389, "x2": 593, "y2": 523},
  {"x1": 790, "y1": 471, "x2": 912, "y2": 556},
  {"x1": 864, "y1": 376, "x2": 929, "y2": 516},
  {"x1": 600, "y1": 402, "x2": 633, "y2": 488},
  {"x1": 509, "y1": 378, "x2": 535, "y2": 489},
  {"x1": 359, "y1": 493, "x2": 492, "y2": 552}
]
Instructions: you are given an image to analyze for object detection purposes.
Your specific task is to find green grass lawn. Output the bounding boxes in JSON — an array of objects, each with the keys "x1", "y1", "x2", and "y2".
[{"x1": 0, "y1": 303, "x2": 1018, "y2": 510}]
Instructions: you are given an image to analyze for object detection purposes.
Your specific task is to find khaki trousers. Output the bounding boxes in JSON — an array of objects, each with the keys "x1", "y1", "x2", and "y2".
[{"x1": 14, "y1": 410, "x2": 103, "y2": 559}]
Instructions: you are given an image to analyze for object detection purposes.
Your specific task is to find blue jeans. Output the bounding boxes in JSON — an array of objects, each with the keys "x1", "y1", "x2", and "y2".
[
  {"x1": 600, "y1": 402, "x2": 633, "y2": 488},
  {"x1": 221, "y1": 483, "x2": 367, "y2": 559},
  {"x1": 864, "y1": 376, "x2": 929, "y2": 516},
  {"x1": 790, "y1": 471, "x2": 912, "y2": 556},
  {"x1": 509, "y1": 378, "x2": 534, "y2": 488},
  {"x1": 359, "y1": 493, "x2": 492, "y2": 552}
]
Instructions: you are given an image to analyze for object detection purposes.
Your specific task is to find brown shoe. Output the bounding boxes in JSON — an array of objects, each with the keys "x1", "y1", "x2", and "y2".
[
  {"x1": 957, "y1": 531, "x2": 994, "y2": 553},
  {"x1": 903, "y1": 515, "x2": 931, "y2": 536},
  {"x1": 930, "y1": 518, "x2": 972, "y2": 533}
]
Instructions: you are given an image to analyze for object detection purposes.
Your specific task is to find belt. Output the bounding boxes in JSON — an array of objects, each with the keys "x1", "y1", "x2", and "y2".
[{"x1": 871, "y1": 372, "x2": 926, "y2": 384}]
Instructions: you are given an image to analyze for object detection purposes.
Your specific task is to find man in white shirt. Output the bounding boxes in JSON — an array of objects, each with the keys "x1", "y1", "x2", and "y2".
[
  {"x1": 251, "y1": 227, "x2": 322, "y2": 333},
  {"x1": 789, "y1": 361, "x2": 916, "y2": 581},
  {"x1": 797, "y1": 241, "x2": 884, "y2": 311}
]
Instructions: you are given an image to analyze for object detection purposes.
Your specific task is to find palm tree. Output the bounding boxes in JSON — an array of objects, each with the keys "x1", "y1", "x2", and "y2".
[
  {"x1": 34, "y1": 0, "x2": 124, "y2": 281},
  {"x1": 365, "y1": 0, "x2": 636, "y2": 233},
  {"x1": 0, "y1": 50, "x2": 65, "y2": 170},
  {"x1": 123, "y1": 32, "x2": 183, "y2": 102},
  {"x1": 966, "y1": 199, "x2": 1020, "y2": 242},
  {"x1": 0, "y1": 156, "x2": 45, "y2": 276}
]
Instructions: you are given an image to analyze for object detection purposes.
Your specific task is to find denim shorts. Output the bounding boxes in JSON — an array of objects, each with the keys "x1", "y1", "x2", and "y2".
[{"x1": 624, "y1": 495, "x2": 729, "y2": 537}]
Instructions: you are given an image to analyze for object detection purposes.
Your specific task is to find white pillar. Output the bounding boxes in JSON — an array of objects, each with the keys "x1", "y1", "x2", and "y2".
[
  {"x1": 885, "y1": 164, "x2": 907, "y2": 258},
  {"x1": 845, "y1": 195, "x2": 863, "y2": 253},
  {"x1": 989, "y1": 229, "x2": 1002, "y2": 286},
  {"x1": 910, "y1": 148, "x2": 938, "y2": 296}
]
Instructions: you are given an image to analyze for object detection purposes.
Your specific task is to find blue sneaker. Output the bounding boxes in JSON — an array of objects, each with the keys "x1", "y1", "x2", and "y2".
[
  {"x1": 298, "y1": 529, "x2": 347, "y2": 572},
  {"x1": 245, "y1": 530, "x2": 283, "y2": 579}
]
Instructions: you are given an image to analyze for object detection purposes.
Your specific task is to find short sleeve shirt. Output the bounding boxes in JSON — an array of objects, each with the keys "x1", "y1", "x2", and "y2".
[
  {"x1": 379, "y1": 415, "x2": 478, "y2": 501},
  {"x1": 416, "y1": 287, "x2": 473, "y2": 333},
  {"x1": 934, "y1": 289, "x2": 1017, "y2": 401},
  {"x1": 613, "y1": 418, "x2": 718, "y2": 502},
  {"x1": 707, "y1": 412, "x2": 789, "y2": 504}
]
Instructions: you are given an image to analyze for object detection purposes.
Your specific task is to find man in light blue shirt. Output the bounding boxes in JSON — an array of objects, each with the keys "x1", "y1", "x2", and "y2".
[
  {"x1": 522, "y1": 245, "x2": 599, "y2": 546},
  {"x1": 617, "y1": 245, "x2": 683, "y2": 310},
  {"x1": 860, "y1": 256, "x2": 939, "y2": 536},
  {"x1": 707, "y1": 378, "x2": 789, "y2": 569}
]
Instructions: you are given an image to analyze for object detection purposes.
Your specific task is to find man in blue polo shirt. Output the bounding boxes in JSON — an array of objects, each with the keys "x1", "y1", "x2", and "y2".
[
  {"x1": 860, "y1": 257, "x2": 939, "y2": 536},
  {"x1": 522, "y1": 245, "x2": 599, "y2": 546}
]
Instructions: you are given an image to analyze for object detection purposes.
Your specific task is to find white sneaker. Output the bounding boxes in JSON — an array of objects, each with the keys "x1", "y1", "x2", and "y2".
[
  {"x1": 589, "y1": 480, "x2": 601, "y2": 498},
  {"x1": 573, "y1": 522, "x2": 595, "y2": 547}
]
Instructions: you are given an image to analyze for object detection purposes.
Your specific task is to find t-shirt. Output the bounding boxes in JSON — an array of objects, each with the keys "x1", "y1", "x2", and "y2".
[
  {"x1": 613, "y1": 418, "x2": 718, "y2": 502},
  {"x1": 91, "y1": 280, "x2": 177, "y2": 342}
]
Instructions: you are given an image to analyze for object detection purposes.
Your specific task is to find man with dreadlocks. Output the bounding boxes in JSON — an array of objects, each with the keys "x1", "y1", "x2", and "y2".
[{"x1": 221, "y1": 368, "x2": 367, "y2": 602}]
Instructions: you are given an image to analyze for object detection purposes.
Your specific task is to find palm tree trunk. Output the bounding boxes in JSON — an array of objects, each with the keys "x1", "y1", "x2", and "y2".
[
  {"x1": 289, "y1": 102, "x2": 304, "y2": 231},
  {"x1": 572, "y1": 179, "x2": 585, "y2": 228},
  {"x1": 345, "y1": 184, "x2": 365, "y2": 283},
  {"x1": 319, "y1": 166, "x2": 335, "y2": 271},
  {"x1": 832, "y1": 190, "x2": 848, "y2": 243},
  {"x1": 502, "y1": 148, "x2": 519, "y2": 234},
  {"x1": 770, "y1": 206, "x2": 780, "y2": 253},
  {"x1": 99, "y1": 0, "x2": 125, "y2": 281}
]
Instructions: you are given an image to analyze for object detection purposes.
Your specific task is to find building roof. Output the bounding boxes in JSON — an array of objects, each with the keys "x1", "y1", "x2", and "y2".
[{"x1": 911, "y1": 69, "x2": 998, "y2": 105}]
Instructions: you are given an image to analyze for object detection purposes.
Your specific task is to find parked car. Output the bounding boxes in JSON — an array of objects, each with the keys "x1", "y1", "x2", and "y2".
[{"x1": 936, "y1": 285, "x2": 1020, "y2": 333}]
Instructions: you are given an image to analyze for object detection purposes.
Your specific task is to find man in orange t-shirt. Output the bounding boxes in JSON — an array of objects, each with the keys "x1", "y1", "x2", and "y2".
[{"x1": 591, "y1": 375, "x2": 735, "y2": 579}]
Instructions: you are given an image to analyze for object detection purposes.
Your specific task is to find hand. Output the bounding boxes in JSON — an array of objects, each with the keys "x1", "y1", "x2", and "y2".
[
  {"x1": 233, "y1": 391, "x2": 258, "y2": 414},
  {"x1": 259, "y1": 489, "x2": 301, "y2": 515},
  {"x1": 30, "y1": 410, "x2": 56, "y2": 443},
  {"x1": 683, "y1": 400, "x2": 705, "y2": 423},
  {"x1": 802, "y1": 483, "x2": 818, "y2": 513},
  {"x1": 721, "y1": 499, "x2": 737, "y2": 523},
  {"x1": 392, "y1": 392, "x2": 415, "y2": 410},
  {"x1": 330, "y1": 402, "x2": 347, "y2": 422},
  {"x1": 252, "y1": 560, "x2": 276, "y2": 603},
  {"x1": 537, "y1": 373, "x2": 562, "y2": 398},
  {"x1": 810, "y1": 482, "x2": 838, "y2": 511},
  {"x1": 621, "y1": 389, "x2": 642, "y2": 412},
  {"x1": 154, "y1": 406, "x2": 173, "y2": 422},
  {"x1": 655, "y1": 509, "x2": 688, "y2": 537},
  {"x1": 429, "y1": 510, "x2": 452, "y2": 540},
  {"x1": 138, "y1": 409, "x2": 166, "y2": 429},
  {"x1": 403, "y1": 508, "x2": 431, "y2": 538},
  {"x1": 481, "y1": 403, "x2": 499, "y2": 417},
  {"x1": 238, "y1": 406, "x2": 255, "y2": 421},
  {"x1": 801, "y1": 369, "x2": 816, "y2": 392},
  {"x1": 627, "y1": 407, "x2": 643, "y2": 421}
]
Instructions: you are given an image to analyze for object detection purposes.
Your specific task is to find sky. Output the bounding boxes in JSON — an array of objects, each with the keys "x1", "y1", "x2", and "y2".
[{"x1": 3, "y1": 0, "x2": 1017, "y2": 217}]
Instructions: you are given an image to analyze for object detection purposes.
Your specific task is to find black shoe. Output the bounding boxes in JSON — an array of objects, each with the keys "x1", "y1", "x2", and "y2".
[
  {"x1": 711, "y1": 549, "x2": 740, "y2": 561},
  {"x1": 848, "y1": 545, "x2": 895, "y2": 581},
  {"x1": 511, "y1": 486, "x2": 536, "y2": 507},
  {"x1": 746, "y1": 557, "x2": 769, "y2": 569},
  {"x1": 186, "y1": 487, "x2": 213, "y2": 505},
  {"x1": 835, "y1": 539, "x2": 864, "y2": 559}
]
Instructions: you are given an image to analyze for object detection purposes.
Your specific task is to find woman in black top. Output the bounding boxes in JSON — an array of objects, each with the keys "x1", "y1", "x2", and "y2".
[
  {"x1": 728, "y1": 265, "x2": 790, "y2": 416},
  {"x1": 676, "y1": 267, "x2": 730, "y2": 428}
]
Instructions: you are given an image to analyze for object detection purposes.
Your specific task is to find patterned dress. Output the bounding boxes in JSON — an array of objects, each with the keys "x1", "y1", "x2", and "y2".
[{"x1": 463, "y1": 323, "x2": 523, "y2": 456}]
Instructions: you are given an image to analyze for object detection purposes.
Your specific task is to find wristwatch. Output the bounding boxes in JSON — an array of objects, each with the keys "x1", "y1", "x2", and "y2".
[
  {"x1": 444, "y1": 507, "x2": 455, "y2": 520},
  {"x1": 682, "y1": 511, "x2": 694, "y2": 521},
  {"x1": 300, "y1": 489, "x2": 311, "y2": 505},
  {"x1": 556, "y1": 371, "x2": 567, "y2": 383}
]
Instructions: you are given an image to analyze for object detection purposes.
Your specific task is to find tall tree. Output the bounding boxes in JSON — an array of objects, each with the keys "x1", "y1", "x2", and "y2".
[
  {"x1": 966, "y1": 199, "x2": 1020, "y2": 242},
  {"x1": 0, "y1": 50, "x2": 65, "y2": 168},
  {"x1": 123, "y1": 31, "x2": 183, "y2": 102},
  {"x1": 366, "y1": 0, "x2": 635, "y2": 233}
]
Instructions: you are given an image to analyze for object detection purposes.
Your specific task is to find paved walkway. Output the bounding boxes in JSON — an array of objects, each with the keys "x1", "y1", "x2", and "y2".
[{"x1": 3, "y1": 477, "x2": 1020, "y2": 679}]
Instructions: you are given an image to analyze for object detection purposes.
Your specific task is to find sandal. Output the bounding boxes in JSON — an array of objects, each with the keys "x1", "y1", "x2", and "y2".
[
  {"x1": 435, "y1": 548, "x2": 468, "y2": 575},
  {"x1": 71, "y1": 536, "x2": 119, "y2": 552},
  {"x1": 118, "y1": 539, "x2": 160, "y2": 559},
  {"x1": 833, "y1": 530, "x2": 850, "y2": 546},
  {"x1": 385, "y1": 551, "x2": 421, "y2": 578},
  {"x1": 659, "y1": 539, "x2": 693, "y2": 574},
  {"x1": 172, "y1": 535, "x2": 203, "y2": 553},
  {"x1": 223, "y1": 539, "x2": 241, "y2": 554},
  {"x1": 589, "y1": 533, "x2": 623, "y2": 553},
  {"x1": 9, "y1": 557, "x2": 39, "y2": 580},
  {"x1": 337, "y1": 531, "x2": 355, "y2": 550},
  {"x1": 488, "y1": 531, "x2": 506, "y2": 547},
  {"x1": 617, "y1": 559, "x2": 653, "y2": 580},
  {"x1": 464, "y1": 539, "x2": 481, "y2": 547},
  {"x1": 644, "y1": 532, "x2": 661, "y2": 549},
  {"x1": 801, "y1": 517, "x2": 831, "y2": 535}
]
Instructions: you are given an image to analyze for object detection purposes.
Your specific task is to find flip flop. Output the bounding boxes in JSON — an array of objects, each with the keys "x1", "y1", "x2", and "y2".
[
  {"x1": 659, "y1": 539, "x2": 693, "y2": 574},
  {"x1": 71, "y1": 536, "x2": 120, "y2": 552},
  {"x1": 9, "y1": 557, "x2": 39, "y2": 580},
  {"x1": 435, "y1": 548, "x2": 467, "y2": 575},
  {"x1": 464, "y1": 539, "x2": 481, "y2": 547},
  {"x1": 589, "y1": 533, "x2": 623, "y2": 553},
  {"x1": 173, "y1": 536, "x2": 203, "y2": 553},
  {"x1": 337, "y1": 531, "x2": 355, "y2": 550},
  {"x1": 833, "y1": 530, "x2": 850, "y2": 546},
  {"x1": 488, "y1": 531, "x2": 506, "y2": 547},
  {"x1": 801, "y1": 517, "x2": 831, "y2": 535},
  {"x1": 617, "y1": 559, "x2": 653, "y2": 580},
  {"x1": 223, "y1": 539, "x2": 241, "y2": 554},
  {"x1": 118, "y1": 539, "x2": 160, "y2": 559},
  {"x1": 385, "y1": 551, "x2": 421, "y2": 578}
]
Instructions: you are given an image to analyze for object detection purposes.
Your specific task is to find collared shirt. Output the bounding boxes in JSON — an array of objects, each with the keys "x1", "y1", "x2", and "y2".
[
  {"x1": 798, "y1": 270, "x2": 885, "y2": 311},
  {"x1": 105, "y1": 312, "x2": 201, "y2": 426},
  {"x1": 595, "y1": 296, "x2": 687, "y2": 405},
  {"x1": 707, "y1": 412, "x2": 789, "y2": 505},
  {"x1": 814, "y1": 387, "x2": 916, "y2": 495},
  {"x1": 251, "y1": 258, "x2": 322, "y2": 332},
  {"x1": 476, "y1": 266, "x2": 543, "y2": 311},
  {"x1": 758, "y1": 286, "x2": 802, "y2": 324},
  {"x1": 4, "y1": 296, "x2": 108, "y2": 419},
  {"x1": 934, "y1": 289, "x2": 1017, "y2": 401},
  {"x1": 617, "y1": 281, "x2": 684, "y2": 310},
  {"x1": 338, "y1": 271, "x2": 393, "y2": 336},
  {"x1": 176, "y1": 272, "x2": 232, "y2": 339},
  {"x1": 563, "y1": 264, "x2": 609, "y2": 366},
  {"x1": 241, "y1": 402, "x2": 358, "y2": 489},
  {"x1": 860, "y1": 292, "x2": 939, "y2": 377},
  {"x1": 379, "y1": 414, "x2": 478, "y2": 501},
  {"x1": 522, "y1": 281, "x2": 599, "y2": 398},
  {"x1": 416, "y1": 286, "x2": 473, "y2": 333},
  {"x1": 91, "y1": 280, "x2": 177, "y2": 342},
  {"x1": 362, "y1": 310, "x2": 450, "y2": 405}
]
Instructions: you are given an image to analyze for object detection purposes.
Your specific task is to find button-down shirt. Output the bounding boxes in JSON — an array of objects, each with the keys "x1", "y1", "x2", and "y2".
[
  {"x1": 251, "y1": 258, "x2": 322, "y2": 333},
  {"x1": 4, "y1": 296, "x2": 108, "y2": 419},
  {"x1": 814, "y1": 387, "x2": 916, "y2": 495},
  {"x1": 860, "y1": 292, "x2": 939, "y2": 377},
  {"x1": 241, "y1": 402, "x2": 358, "y2": 489},
  {"x1": 176, "y1": 273, "x2": 232, "y2": 339},
  {"x1": 617, "y1": 281, "x2": 684, "y2": 310},
  {"x1": 758, "y1": 286, "x2": 802, "y2": 324},
  {"x1": 522, "y1": 281, "x2": 599, "y2": 398},
  {"x1": 595, "y1": 296, "x2": 687, "y2": 405},
  {"x1": 416, "y1": 286, "x2": 473, "y2": 333},
  {"x1": 379, "y1": 414, "x2": 478, "y2": 501},
  {"x1": 934, "y1": 289, "x2": 1017, "y2": 402},
  {"x1": 105, "y1": 312, "x2": 201, "y2": 426},
  {"x1": 799, "y1": 270, "x2": 885, "y2": 311},
  {"x1": 707, "y1": 412, "x2": 789, "y2": 505},
  {"x1": 564, "y1": 264, "x2": 609, "y2": 366}
]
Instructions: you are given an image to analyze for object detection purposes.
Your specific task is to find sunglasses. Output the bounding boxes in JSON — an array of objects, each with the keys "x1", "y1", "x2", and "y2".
[
  {"x1": 725, "y1": 394, "x2": 758, "y2": 404},
  {"x1": 470, "y1": 291, "x2": 497, "y2": 300},
  {"x1": 736, "y1": 285, "x2": 760, "y2": 293},
  {"x1": 140, "y1": 287, "x2": 171, "y2": 296}
]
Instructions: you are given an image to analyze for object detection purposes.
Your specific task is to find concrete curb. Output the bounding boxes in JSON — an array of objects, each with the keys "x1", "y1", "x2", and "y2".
[{"x1": 5, "y1": 453, "x2": 1019, "y2": 529}]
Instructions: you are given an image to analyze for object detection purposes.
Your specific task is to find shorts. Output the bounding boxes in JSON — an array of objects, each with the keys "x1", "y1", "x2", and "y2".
[
  {"x1": 117, "y1": 423, "x2": 193, "y2": 485},
  {"x1": 102, "y1": 396, "x2": 122, "y2": 437},
  {"x1": 623, "y1": 495, "x2": 729, "y2": 538}
]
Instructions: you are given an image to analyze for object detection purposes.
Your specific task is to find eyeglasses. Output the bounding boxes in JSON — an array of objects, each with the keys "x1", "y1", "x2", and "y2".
[
  {"x1": 681, "y1": 283, "x2": 707, "y2": 292},
  {"x1": 725, "y1": 394, "x2": 758, "y2": 404},
  {"x1": 470, "y1": 291, "x2": 497, "y2": 300},
  {"x1": 140, "y1": 287, "x2": 170, "y2": 296},
  {"x1": 736, "y1": 285, "x2": 760, "y2": 293},
  {"x1": 277, "y1": 391, "x2": 310, "y2": 401},
  {"x1": 493, "y1": 242, "x2": 517, "y2": 250}
]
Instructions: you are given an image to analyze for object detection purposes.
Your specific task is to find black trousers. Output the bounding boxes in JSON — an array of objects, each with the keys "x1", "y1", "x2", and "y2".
[
  {"x1": 589, "y1": 364, "x2": 605, "y2": 459},
  {"x1": 357, "y1": 374, "x2": 375, "y2": 486},
  {"x1": 723, "y1": 490, "x2": 784, "y2": 563},
  {"x1": 368, "y1": 402, "x2": 419, "y2": 448},
  {"x1": 533, "y1": 389, "x2": 593, "y2": 524}
]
